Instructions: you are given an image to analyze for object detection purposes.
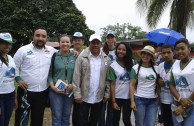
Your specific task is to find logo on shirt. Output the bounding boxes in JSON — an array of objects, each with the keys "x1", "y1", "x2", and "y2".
[
  {"x1": 27, "y1": 51, "x2": 33, "y2": 55},
  {"x1": 45, "y1": 49, "x2": 50, "y2": 53},
  {"x1": 70, "y1": 59, "x2": 75, "y2": 63},
  {"x1": 4, "y1": 67, "x2": 15, "y2": 78},
  {"x1": 104, "y1": 61, "x2": 108, "y2": 67},
  {"x1": 108, "y1": 54, "x2": 114, "y2": 62},
  {"x1": 119, "y1": 72, "x2": 130, "y2": 81},
  {"x1": 175, "y1": 76, "x2": 189, "y2": 88},
  {"x1": 146, "y1": 74, "x2": 155, "y2": 80},
  {"x1": 164, "y1": 80, "x2": 170, "y2": 89}
]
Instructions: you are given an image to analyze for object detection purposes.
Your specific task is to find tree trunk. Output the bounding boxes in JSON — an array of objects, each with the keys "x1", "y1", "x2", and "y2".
[{"x1": 176, "y1": 0, "x2": 191, "y2": 36}]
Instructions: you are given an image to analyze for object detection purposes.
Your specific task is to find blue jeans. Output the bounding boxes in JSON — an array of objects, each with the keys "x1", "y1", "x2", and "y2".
[
  {"x1": 49, "y1": 90, "x2": 73, "y2": 126},
  {"x1": 99, "y1": 100, "x2": 113, "y2": 126},
  {"x1": 134, "y1": 96, "x2": 158, "y2": 126},
  {"x1": 0, "y1": 91, "x2": 15, "y2": 126}
]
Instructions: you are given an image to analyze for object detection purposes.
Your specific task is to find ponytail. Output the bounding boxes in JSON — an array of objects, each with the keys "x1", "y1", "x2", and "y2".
[{"x1": 0, "y1": 52, "x2": 8, "y2": 66}]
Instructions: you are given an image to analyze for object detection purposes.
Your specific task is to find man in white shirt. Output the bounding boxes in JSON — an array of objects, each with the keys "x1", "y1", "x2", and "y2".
[
  {"x1": 73, "y1": 34, "x2": 111, "y2": 126},
  {"x1": 14, "y1": 28, "x2": 56, "y2": 126}
]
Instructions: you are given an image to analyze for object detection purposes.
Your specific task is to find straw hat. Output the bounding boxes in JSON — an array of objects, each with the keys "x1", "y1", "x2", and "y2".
[{"x1": 138, "y1": 45, "x2": 156, "y2": 61}]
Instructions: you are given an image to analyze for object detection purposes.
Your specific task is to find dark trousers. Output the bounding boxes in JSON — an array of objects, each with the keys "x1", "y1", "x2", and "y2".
[
  {"x1": 0, "y1": 91, "x2": 15, "y2": 126},
  {"x1": 79, "y1": 101, "x2": 103, "y2": 126},
  {"x1": 99, "y1": 100, "x2": 113, "y2": 126},
  {"x1": 15, "y1": 87, "x2": 48, "y2": 126},
  {"x1": 112, "y1": 99, "x2": 132, "y2": 126},
  {"x1": 15, "y1": 87, "x2": 24, "y2": 126},
  {"x1": 72, "y1": 101, "x2": 80, "y2": 126},
  {"x1": 161, "y1": 103, "x2": 174, "y2": 126}
]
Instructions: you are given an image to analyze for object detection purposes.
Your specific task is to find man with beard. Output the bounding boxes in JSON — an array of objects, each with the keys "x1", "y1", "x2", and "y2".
[{"x1": 14, "y1": 28, "x2": 56, "y2": 126}]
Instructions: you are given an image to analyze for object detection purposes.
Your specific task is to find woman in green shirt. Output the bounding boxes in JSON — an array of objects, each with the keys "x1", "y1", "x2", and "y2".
[{"x1": 48, "y1": 34, "x2": 76, "y2": 126}]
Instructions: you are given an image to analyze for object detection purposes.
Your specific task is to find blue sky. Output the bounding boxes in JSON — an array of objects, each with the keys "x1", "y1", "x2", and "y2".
[{"x1": 73, "y1": 0, "x2": 194, "y2": 42}]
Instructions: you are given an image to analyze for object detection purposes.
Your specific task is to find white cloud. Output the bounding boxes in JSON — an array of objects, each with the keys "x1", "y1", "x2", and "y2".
[{"x1": 73, "y1": 0, "x2": 194, "y2": 42}]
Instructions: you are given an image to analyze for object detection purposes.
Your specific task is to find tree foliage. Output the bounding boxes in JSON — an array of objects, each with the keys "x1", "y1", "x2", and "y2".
[
  {"x1": 0, "y1": 0, "x2": 94, "y2": 53},
  {"x1": 136, "y1": 0, "x2": 194, "y2": 36},
  {"x1": 100, "y1": 23, "x2": 146, "y2": 42}
]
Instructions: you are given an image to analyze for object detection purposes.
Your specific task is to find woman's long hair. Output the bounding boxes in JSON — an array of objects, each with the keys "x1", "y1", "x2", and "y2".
[
  {"x1": 102, "y1": 42, "x2": 109, "y2": 55},
  {"x1": 115, "y1": 42, "x2": 133, "y2": 72},
  {"x1": 0, "y1": 42, "x2": 8, "y2": 66}
]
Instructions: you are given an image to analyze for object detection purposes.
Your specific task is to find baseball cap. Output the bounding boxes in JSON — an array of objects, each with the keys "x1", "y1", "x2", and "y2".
[
  {"x1": 89, "y1": 34, "x2": 102, "y2": 42},
  {"x1": 0, "y1": 33, "x2": 16, "y2": 44},
  {"x1": 73, "y1": 32, "x2": 83, "y2": 39},
  {"x1": 106, "y1": 30, "x2": 115, "y2": 37}
]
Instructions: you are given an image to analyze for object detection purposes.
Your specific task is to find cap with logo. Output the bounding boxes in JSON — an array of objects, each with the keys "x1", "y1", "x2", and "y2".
[
  {"x1": 0, "y1": 33, "x2": 16, "y2": 44},
  {"x1": 73, "y1": 32, "x2": 84, "y2": 39}
]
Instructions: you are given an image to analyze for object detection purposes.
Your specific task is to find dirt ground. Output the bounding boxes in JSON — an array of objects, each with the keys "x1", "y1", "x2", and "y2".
[
  {"x1": 9, "y1": 108, "x2": 143, "y2": 126},
  {"x1": 9, "y1": 108, "x2": 52, "y2": 126}
]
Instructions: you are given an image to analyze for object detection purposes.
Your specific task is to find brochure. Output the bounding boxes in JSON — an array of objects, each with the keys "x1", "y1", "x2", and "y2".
[
  {"x1": 55, "y1": 79, "x2": 73, "y2": 97},
  {"x1": 55, "y1": 79, "x2": 68, "y2": 91}
]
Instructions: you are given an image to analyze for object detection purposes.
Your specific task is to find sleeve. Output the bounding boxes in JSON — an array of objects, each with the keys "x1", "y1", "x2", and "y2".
[
  {"x1": 13, "y1": 48, "x2": 23, "y2": 82},
  {"x1": 170, "y1": 71, "x2": 175, "y2": 85},
  {"x1": 130, "y1": 68, "x2": 137, "y2": 79},
  {"x1": 47, "y1": 53, "x2": 55, "y2": 83},
  {"x1": 72, "y1": 56, "x2": 82, "y2": 99},
  {"x1": 107, "y1": 66, "x2": 117, "y2": 81},
  {"x1": 104, "y1": 58, "x2": 112, "y2": 99}
]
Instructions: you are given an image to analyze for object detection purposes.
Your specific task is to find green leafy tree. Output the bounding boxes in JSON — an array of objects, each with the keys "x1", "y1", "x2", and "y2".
[
  {"x1": 0, "y1": 0, "x2": 94, "y2": 53},
  {"x1": 100, "y1": 23, "x2": 146, "y2": 41},
  {"x1": 136, "y1": 0, "x2": 194, "y2": 36}
]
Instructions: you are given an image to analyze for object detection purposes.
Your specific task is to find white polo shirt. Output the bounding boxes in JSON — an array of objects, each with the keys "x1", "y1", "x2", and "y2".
[
  {"x1": 86, "y1": 52, "x2": 102, "y2": 103},
  {"x1": 14, "y1": 43, "x2": 56, "y2": 92}
]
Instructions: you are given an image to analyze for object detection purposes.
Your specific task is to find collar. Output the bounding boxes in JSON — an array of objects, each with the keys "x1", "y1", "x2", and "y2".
[
  {"x1": 29, "y1": 42, "x2": 50, "y2": 53},
  {"x1": 57, "y1": 51, "x2": 73, "y2": 57},
  {"x1": 89, "y1": 51, "x2": 102, "y2": 59},
  {"x1": 31, "y1": 41, "x2": 46, "y2": 50}
]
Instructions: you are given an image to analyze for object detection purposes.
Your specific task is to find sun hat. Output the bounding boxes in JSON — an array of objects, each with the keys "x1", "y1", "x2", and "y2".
[
  {"x1": 73, "y1": 32, "x2": 83, "y2": 39},
  {"x1": 138, "y1": 45, "x2": 156, "y2": 60},
  {"x1": 89, "y1": 34, "x2": 102, "y2": 42},
  {"x1": 0, "y1": 33, "x2": 16, "y2": 44},
  {"x1": 106, "y1": 30, "x2": 115, "y2": 37}
]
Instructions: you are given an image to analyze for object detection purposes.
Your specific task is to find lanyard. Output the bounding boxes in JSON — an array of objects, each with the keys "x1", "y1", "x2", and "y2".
[{"x1": 60, "y1": 54, "x2": 69, "y2": 81}]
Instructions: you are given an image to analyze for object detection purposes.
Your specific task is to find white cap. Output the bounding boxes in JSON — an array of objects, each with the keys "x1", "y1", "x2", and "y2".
[
  {"x1": 89, "y1": 34, "x2": 102, "y2": 42},
  {"x1": 106, "y1": 30, "x2": 115, "y2": 37},
  {"x1": 0, "y1": 33, "x2": 15, "y2": 44},
  {"x1": 73, "y1": 32, "x2": 83, "y2": 38}
]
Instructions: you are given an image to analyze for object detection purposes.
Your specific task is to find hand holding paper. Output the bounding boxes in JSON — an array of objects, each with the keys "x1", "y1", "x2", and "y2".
[{"x1": 55, "y1": 80, "x2": 73, "y2": 97}]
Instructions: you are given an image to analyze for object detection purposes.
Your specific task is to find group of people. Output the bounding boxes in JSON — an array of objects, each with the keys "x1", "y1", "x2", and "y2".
[{"x1": 0, "y1": 27, "x2": 194, "y2": 126}]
